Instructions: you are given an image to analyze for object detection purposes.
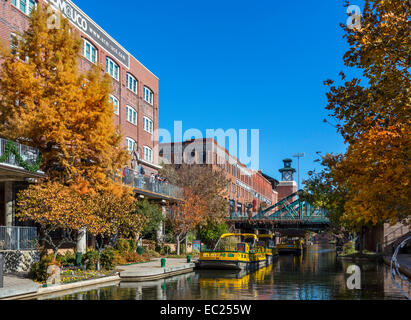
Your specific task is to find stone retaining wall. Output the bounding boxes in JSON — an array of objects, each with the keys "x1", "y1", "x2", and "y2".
[{"x1": 0, "y1": 250, "x2": 40, "y2": 273}]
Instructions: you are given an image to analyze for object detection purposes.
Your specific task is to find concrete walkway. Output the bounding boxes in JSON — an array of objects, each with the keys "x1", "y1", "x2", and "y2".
[
  {"x1": 119, "y1": 258, "x2": 195, "y2": 282},
  {"x1": 0, "y1": 274, "x2": 40, "y2": 299}
]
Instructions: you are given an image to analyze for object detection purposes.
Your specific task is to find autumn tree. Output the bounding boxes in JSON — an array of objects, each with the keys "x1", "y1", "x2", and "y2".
[
  {"x1": 161, "y1": 163, "x2": 229, "y2": 223},
  {"x1": 307, "y1": 1, "x2": 410, "y2": 232},
  {"x1": 161, "y1": 163, "x2": 229, "y2": 252},
  {"x1": 84, "y1": 186, "x2": 146, "y2": 269},
  {"x1": 167, "y1": 190, "x2": 208, "y2": 255},
  {"x1": 16, "y1": 181, "x2": 106, "y2": 260},
  {"x1": 0, "y1": 4, "x2": 129, "y2": 190},
  {"x1": 0, "y1": 4, "x2": 132, "y2": 253}
]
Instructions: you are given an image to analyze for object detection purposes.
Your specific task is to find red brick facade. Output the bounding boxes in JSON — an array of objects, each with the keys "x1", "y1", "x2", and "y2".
[
  {"x1": 0, "y1": 0, "x2": 160, "y2": 175},
  {"x1": 159, "y1": 138, "x2": 277, "y2": 217}
]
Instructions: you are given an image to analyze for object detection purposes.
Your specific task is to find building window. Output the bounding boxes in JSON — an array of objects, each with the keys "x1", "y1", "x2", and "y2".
[
  {"x1": 126, "y1": 138, "x2": 136, "y2": 153},
  {"x1": 83, "y1": 39, "x2": 97, "y2": 64},
  {"x1": 109, "y1": 95, "x2": 119, "y2": 115},
  {"x1": 126, "y1": 73, "x2": 138, "y2": 94},
  {"x1": 106, "y1": 57, "x2": 119, "y2": 80},
  {"x1": 144, "y1": 86, "x2": 153, "y2": 105},
  {"x1": 143, "y1": 146, "x2": 153, "y2": 163},
  {"x1": 10, "y1": 33, "x2": 29, "y2": 62},
  {"x1": 126, "y1": 106, "x2": 137, "y2": 125},
  {"x1": 143, "y1": 117, "x2": 153, "y2": 134},
  {"x1": 10, "y1": 33, "x2": 18, "y2": 55},
  {"x1": 12, "y1": 0, "x2": 35, "y2": 15}
]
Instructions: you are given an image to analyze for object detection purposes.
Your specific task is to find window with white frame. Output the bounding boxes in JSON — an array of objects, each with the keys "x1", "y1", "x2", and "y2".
[
  {"x1": 109, "y1": 95, "x2": 119, "y2": 115},
  {"x1": 126, "y1": 138, "x2": 136, "y2": 153},
  {"x1": 144, "y1": 86, "x2": 153, "y2": 105},
  {"x1": 126, "y1": 105, "x2": 137, "y2": 125},
  {"x1": 126, "y1": 73, "x2": 138, "y2": 94},
  {"x1": 10, "y1": 33, "x2": 29, "y2": 62},
  {"x1": 10, "y1": 33, "x2": 18, "y2": 56},
  {"x1": 12, "y1": 0, "x2": 36, "y2": 15},
  {"x1": 143, "y1": 146, "x2": 153, "y2": 163},
  {"x1": 83, "y1": 39, "x2": 98, "y2": 64},
  {"x1": 106, "y1": 57, "x2": 119, "y2": 80},
  {"x1": 143, "y1": 117, "x2": 153, "y2": 134}
]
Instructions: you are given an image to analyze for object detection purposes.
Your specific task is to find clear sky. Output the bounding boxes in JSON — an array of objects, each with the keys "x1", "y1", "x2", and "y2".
[{"x1": 73, "y1": 0, "x2": 357, "y2": 185}]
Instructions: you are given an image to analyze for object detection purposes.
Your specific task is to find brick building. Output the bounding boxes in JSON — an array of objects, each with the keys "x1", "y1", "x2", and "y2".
[
  {"x1": 0, "y1": 1, "x2": 184, "y2": 258},
  {"x1": 0, "y1": 0, "x2": 160, "y2": 176},
  {"x1": 159, "y1": 138, "x2": 277, "y2": 217}
]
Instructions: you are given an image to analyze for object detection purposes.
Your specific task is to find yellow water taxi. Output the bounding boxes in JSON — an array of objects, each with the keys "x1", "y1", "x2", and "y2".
[
  {"x1": 256, "y1": 234, "x2": 279, "y2": 265},
  {"x1": 277, "y1": 237, "x2": 304, "y2": 255},
  {"x1": 198, "y1": 233, "x2": 267, "y2": 271}
]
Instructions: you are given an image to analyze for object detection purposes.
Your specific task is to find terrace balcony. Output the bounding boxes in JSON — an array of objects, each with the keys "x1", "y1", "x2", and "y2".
[
  {"x1": 122, "y1": 168, "x2": 184, "y2": 201},
  {"x1": 0, "y1": 138, "x2": 44, "y2": 181}
]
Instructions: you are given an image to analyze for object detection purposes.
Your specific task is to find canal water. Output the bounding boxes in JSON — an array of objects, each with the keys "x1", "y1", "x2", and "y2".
[{"x1": 40, "y1": 244, "x2": 409, "y2": 300}]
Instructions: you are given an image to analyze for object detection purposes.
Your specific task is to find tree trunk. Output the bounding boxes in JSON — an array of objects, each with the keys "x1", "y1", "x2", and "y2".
[
  {"x1": 76, "y1": 227, "x2": 87, "y2": 254},
  {"x1": 185, "y1": 235, "x2": 188, "y2": 254},
  {"x1": 176, "y1": 234, "x2": 180, "y2": 255},
  {"x1": 359, "y1": 228, "x2": 364, "y2": 255}
]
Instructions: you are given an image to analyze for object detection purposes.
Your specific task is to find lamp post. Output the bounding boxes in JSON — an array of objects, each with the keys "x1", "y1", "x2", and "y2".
[{"x1": 293, "y1": 153, "x2": 305, "y2": 191}]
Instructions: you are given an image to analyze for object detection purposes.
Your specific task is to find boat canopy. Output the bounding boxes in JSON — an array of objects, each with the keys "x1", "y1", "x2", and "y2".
[{"x1": 257, "y1": 234, "x2": 273, "y2": 239}]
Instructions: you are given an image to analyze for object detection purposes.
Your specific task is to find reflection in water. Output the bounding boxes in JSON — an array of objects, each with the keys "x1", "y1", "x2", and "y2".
[{"x1": 44, "y1": 244, "x2": 408, "y2": 300}]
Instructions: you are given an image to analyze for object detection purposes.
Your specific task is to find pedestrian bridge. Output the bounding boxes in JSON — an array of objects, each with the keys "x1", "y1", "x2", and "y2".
[{"x1": 227, "y1": 191, "x2": 330, "y2": 232}]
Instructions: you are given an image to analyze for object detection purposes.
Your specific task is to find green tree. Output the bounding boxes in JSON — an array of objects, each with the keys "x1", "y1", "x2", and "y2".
[
  {"x1": 199, "y1": 219, "x2": 229, "y2": 248},
  {"x1": 137, "y1": 200, "x2": 165, "y2": 241}
]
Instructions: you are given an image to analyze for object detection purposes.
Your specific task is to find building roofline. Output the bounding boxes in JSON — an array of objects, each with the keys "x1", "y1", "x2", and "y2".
[{"x1": 52, "y1": 0, "x2": 159, "y2": 79}]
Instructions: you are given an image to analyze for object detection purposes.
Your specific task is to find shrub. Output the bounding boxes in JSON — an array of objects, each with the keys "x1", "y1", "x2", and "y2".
[
  {"x1": 180, "y1": 244, "x2": 186, "y2": 254},
  {"x1": 147, "y1": 249, "x2": 160, "y2": 258},
  {"x1": 128, "y1": 239, "x2": 137, "y2": 252},
  {"x1": 84, "y1": 250, "x2": 99, "y2": 270},
  {"x1": 100, "y1": 248, "x2": 116, "y2": 270},
  {"x1": 56, "y1": 251, "x2": 76, "y2": 267},
  {"x1": 29, "y1": 254, "x2": 56, "y2": 282},
  {"x1": 115, "y1": 239, "x2": 132, "y2": 254},
  {"x1": 342, "y1": 241, "x2": 356, "y2": 255},
  {"x1": 124, "y1": 252, "x2": 140, "y2": 263},
  {"x1": 161, "y1": 245, "x2": 171, "y2": 255}
]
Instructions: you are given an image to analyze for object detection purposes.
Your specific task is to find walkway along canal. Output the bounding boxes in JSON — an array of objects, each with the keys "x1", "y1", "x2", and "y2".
[{"x1": 35, "y1": 244, "x2": 409, "y2": 300}]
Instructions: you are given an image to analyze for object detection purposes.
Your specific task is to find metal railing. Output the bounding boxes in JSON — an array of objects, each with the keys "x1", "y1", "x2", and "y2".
[
  {"x1": 0, "y1": 137, "x2": 41, "y2": 169},
  {"x1": 122, "y1": 168, "x2": 184, "y2": 200},
  {"x1": 0, "y1": 226, "x2": 38, "y2": 251}
]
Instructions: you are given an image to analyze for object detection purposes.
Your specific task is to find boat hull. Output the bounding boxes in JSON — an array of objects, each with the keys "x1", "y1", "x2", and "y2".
[{"x1": 197, "y1": 259, "x2": 267, "y2": 271}]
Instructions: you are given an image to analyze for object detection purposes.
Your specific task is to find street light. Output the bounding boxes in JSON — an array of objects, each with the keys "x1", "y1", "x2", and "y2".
[{"x1": 293, "y1": 153, "x2": 305, "y2": 191}]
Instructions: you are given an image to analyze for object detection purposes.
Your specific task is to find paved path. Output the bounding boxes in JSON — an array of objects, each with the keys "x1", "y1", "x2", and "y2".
[
  {"x1": 119, "y1": 258, "x2": 196, "y2": 281},
  {"x1": 0, "y1": 273, "x2": 40, "y2": 299}
]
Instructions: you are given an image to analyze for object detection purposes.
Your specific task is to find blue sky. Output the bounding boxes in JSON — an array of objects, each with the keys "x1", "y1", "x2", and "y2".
[{"x1": 74, "y1": 0, "x2": 357, "y2": 185}]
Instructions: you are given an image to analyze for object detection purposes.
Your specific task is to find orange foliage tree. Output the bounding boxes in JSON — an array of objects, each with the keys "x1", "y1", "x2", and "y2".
[
  {"x1": 305, "y1": 1, "x2": 410, "y2": 231},
  {"x1": 16, "y1": 181, "x2": 107, "y2": 259},
  {"x1": 0, "y1": 4, "x2": 134, "y2": 252},
  {"x1": 0, "y1": 4, "x2": 129, "y2": 190},
  {"x1": 167, "y1": 189, "x2": 208, "y2": 255},
  {"x1": 86, "y1": 186, "x2": 148, "y2": 253}
]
